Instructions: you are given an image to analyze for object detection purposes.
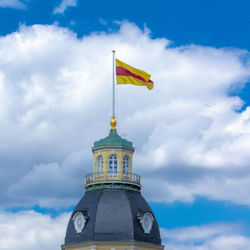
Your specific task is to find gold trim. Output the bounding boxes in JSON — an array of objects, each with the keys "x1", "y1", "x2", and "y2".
[{"x1": 110, "y1": 116, "x2": 117, "y2": 130}]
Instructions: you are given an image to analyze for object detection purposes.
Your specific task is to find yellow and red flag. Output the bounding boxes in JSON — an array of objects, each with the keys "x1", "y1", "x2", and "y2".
[{"x1": 116, "y1": 59, "x2": 154, "y2": 90}]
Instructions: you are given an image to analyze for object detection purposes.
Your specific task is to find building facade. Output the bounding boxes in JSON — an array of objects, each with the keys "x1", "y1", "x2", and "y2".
[{"x1": 62, "y1": 117, "x2": 164, "y2": 250}]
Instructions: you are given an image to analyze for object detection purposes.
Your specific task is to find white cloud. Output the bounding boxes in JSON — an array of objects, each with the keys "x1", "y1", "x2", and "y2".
[
  {"x1": 0, "y1": 22, "x2": 250, "y2": 208},
  {"x1": 0, "y1": 0, "x2": 26, "y2": 9},
  {"x1": 53, "y1": 0, "x2": 78, "y2": 14},
  {"x1": 0, "y1": 210, "x2": 69, "y2": 250},
  {"x1": 161, "y1": 223, "x2": 250, "y2": 250},
  {"x1": 8, "y1": 150, "x2": 90, "y2": 207}
]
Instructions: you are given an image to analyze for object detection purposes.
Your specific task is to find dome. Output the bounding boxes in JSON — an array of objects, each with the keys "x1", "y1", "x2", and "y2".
[
  {"x1": 65, "y1": 189, "x2": 161, "y2": 245},
  {"x1": 62, "y1": 118, "x2": 163, "y2": 249}
]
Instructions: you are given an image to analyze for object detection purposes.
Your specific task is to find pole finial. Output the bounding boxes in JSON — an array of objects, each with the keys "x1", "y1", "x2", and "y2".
[{"x1": 110, "y1": 116, "x2": 117, "y2": 130}]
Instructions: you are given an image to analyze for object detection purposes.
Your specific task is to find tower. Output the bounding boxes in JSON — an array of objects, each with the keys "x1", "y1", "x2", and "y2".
[{"x1": 62, "y1": 117, "x2": 164, "y2": 250}]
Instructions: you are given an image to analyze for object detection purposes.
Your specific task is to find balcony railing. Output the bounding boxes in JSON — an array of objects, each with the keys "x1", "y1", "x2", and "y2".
[{"x1": 85, "y1": 171, "x2": 141, "y2": 188}]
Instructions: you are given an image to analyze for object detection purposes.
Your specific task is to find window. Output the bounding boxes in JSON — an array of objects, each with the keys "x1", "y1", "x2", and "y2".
[
  {"x1": 96, "y1": 155, "x2": 104, "y2": 175},
  {"x1": 123, "y1": 156, "x2": 130, "y2": 174},
  {"x1": 108, "y1": 154, "x2": 118, "y2": 174}
]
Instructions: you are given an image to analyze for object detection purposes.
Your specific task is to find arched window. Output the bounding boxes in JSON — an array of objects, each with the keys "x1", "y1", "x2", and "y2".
[
  {"x1": 96, "y1": 155, "x2": 104, "y2": 175},
  {"x1": 123, "y1": 156, "x2": 130, "y2": 174},
  {"x1": 108, "y1": 154, "x2": 118, "y2": 174}
]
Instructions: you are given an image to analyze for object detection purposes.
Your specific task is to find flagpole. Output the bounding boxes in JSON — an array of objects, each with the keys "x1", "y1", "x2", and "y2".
[
  {"x1": 112, "y1": 50, "x2": 115, "y2": 117},
  {"x1": 111, "y1": 50, "x2": 117, "y2": 130}
]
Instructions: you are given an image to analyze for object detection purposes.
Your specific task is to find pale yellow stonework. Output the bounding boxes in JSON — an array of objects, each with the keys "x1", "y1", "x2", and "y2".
[
  {"x1": 93, "y1": 149, "x2": 133, "y2": 175},
  {"x1": 62, "y1": 241, "x2": 164, "y2": 250}
]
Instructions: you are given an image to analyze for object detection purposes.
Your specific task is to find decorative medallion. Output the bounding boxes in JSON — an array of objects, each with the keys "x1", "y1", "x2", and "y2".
[
  {"x1": 72, "y1": 211, "x2": 88, "y2": 233},
  {"x1": 138, "y1": 212, "x2": 154, "y2": 234}
]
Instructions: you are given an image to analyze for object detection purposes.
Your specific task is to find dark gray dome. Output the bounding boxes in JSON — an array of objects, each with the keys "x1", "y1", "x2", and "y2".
[{"x1": 65, "y1": 189, "x2": 161, "y2": 245}]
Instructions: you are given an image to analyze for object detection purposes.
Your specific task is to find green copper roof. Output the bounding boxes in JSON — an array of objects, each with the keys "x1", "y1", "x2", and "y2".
[{"x1": 94, "y1": 129, "x2": 133, "y2": 148}]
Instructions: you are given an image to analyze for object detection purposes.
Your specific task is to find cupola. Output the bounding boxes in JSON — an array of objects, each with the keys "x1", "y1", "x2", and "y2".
[{"x1": 85, "y1": 116, "x2": 141, "y2": 192}]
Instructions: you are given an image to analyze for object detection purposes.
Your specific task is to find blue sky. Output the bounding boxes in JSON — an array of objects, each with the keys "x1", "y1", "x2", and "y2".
[
  {"x1": 1, "y1": 0, "x2": 250, "y2": 50},
  {"x1": 1, "y1": 0, "x2": 250, "y2": 249}
]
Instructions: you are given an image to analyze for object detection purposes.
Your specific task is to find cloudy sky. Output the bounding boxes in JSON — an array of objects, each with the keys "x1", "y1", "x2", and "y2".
[{"x1": 0, "y1": 0, "x2": 250, "y2": 249}]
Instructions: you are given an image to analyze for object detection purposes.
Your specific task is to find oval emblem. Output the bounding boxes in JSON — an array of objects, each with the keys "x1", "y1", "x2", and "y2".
[{"x1": 72, "y1": 212, "x2": 87, "y2": 233}]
